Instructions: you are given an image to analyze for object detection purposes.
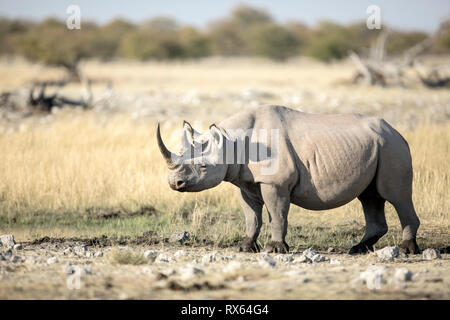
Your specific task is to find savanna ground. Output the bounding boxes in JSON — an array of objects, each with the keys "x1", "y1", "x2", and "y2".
[{"x1": 0, "y1": 57, "x2": 449, "y2": 299}]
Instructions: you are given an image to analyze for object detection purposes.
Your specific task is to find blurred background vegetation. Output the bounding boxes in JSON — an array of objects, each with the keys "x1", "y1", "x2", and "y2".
[{"x1": 1, "y1": 4, "x2": 449, "y2": 71}]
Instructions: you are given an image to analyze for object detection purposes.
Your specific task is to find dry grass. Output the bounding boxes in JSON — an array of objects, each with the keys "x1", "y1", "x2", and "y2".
[
  {"x1": 0, "y1": 111, "x2": 448, "y2": 249},
  {"x1": 0, "y1": 58, "x2": 448, "y2": 250},
  {"x1": 109, "y1": 249, "x2": 147, "y2": 265}
]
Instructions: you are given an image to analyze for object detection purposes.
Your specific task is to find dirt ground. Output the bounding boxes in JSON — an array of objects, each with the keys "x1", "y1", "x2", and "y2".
[{"x1": 0, "y1": 241, "x2": 448, "y2": 300}]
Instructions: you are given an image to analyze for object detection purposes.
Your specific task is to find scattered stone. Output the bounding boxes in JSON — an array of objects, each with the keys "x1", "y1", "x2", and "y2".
[
  {"x1": 224, "y1": 254, "x2": 236, "y2": 261},
  {"x1": 11, "y1": 255, "x2": 23, "y2": 263},
  {"x1": 302, "y1": 248, "x2": 317, "y2": 259},
  {"x1": 294, "y1": 255, "x2": 311, "y2": 263},
  {"x1": 0, "y1": 234, "x2": 15, "y2": 248},
  {"x1": 169, "y1": 230, "x2": 190, "y2": 244},
  {"x1": 155, "y1": 253, "x2": 172, "y2": 263},
  {"x1": 63, "y1": 247, "x2": 73, "y2": 255},
  {"x1": 302, "y1": 248, "x2": 326, "y2": 263},
  {"x1": 25, "y1": 256, "x2": 36, "y2": 264},
  {"x1": 358, "y1": 265, "x2": 389, "y2": 290},
  {"x1": 47, "y1": 256, "x2": 58, "y2": 264},
  {"x1": 258, "y1": 254, "x2": 277, "y2": 268},
  {"x1": 85, "y1": 251, "x2": 93, "y2": 258},
  {"x1": 2, "y1": 249, "x2": 12, "y2": 259},
  {"x1": 311, "y1": 254, "x2": 326, "y2": 263},
  {"x1": 223, "y1": 261, "x2": 242, "y2": 273},
  {"x1": 0, "y1": 254, "x2": 5, "y2": 261},
  {"x1": 274, "y1": 254, "x2": 294, "y2": 263},
  {"x1": 327, "y1": 247, "x2": 335, "y2": 253},
  {"x1": 376, "y1": 246, "x2": 399, "y2": 261},
  {"x1": 330, "y1": 259, "x2": 341, "y2": 265},
  {"x1": 201, "y1": 252, "x2": 217, "y2": 264},
  {"x1": 94, "y1": 251, "x2": 104, "y2": 258},
  {"x1": 74, "y1": 245, "x2": 87, "y2": 256},
  {"x1": 179, "y1": 265, "x2": 204, "y2": 281},
  {"x1": 422, "y1": 248, "x2": 441, "y2": 260},
  {"x1": 161, "y1": 268, "x2": 177, "y2": 277},
  {"x1": 394, "y1": 267, "x2": 413, "y2": 282},
  {"x1": 143, "y1": 250, "x2": 159, "y2": 260},
  {"x1": 13, "y1": 244, "x2": 23, "y2": 250},
  {"x1": 174, "y1": 250, "x2": 188, "y2": 258}
]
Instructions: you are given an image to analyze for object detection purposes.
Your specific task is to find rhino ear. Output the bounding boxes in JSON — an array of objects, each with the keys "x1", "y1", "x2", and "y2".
[
  {"x1": 182, "y1": 121, "x2": 195, "y2": 147},
  {"x1": 209, "y1": 124, "x2": 223, "y2": 149}
]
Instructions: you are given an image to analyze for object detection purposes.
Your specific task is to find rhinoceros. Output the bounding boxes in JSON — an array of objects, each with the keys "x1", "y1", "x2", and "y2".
[{"x1": 157, "y1": 105, "x2": 420, "y2": 254}]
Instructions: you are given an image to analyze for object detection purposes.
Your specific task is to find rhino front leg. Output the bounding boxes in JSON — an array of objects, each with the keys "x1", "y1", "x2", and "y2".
[
  {"x1": 260, "y1": 184, "x2": 290, "y2": 253},
  {"x1": 238, "y1": 189, "x2": 263, "y2": 253}
]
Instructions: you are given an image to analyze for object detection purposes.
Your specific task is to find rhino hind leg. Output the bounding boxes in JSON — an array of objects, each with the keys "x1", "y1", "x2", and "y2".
[
  {"x1": 392, "y1": 201, "x2": 421, "y2": 254},
  {"x1": 349, "y1": 180, "x2": 387, "y2": 255}
]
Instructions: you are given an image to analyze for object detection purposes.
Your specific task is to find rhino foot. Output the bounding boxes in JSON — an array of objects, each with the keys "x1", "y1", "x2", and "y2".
[
  {"x1": 239, "y1": 237, "x2": 260, "y2": 253},
  {"x1": 348, "y1": 242, "x2": 373, "y2": 255},
  {"x1": 264, "y1": 241, "x2": 289, "y2": 253},
  {"x1": 399, "y1": 238, "x2": 420, "y2": 254}
]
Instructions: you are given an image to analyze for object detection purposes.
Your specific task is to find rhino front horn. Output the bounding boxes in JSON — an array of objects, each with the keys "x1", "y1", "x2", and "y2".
[{"x1": 156, "y1": 123, "x2": 179, "y2": 169}]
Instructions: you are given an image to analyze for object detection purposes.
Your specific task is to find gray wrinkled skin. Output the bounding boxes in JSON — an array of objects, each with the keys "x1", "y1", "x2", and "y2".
[{"x1": 157, "y1": 105, "x2": 421, "y2": 254}]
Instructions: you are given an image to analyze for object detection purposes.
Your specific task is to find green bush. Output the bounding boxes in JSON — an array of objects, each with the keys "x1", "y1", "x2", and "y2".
[
  {"x1": 0, "y1": 6, "x2": 447, "y2": 64},
  {"x1": 306, "y1": 21, "x2": 357, "y2": 62},
  {"x1": 243, "y1": 23, "x2": 298, "y2": 61}
]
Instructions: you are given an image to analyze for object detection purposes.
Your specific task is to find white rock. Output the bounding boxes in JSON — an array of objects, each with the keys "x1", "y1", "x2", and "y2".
[
  {"x1": 161, "y1": 268, "x2": 176, "y2": 277},
  {"x1": 174, "y1": 250, "x2": 188, "y2": 258},
  {"x1": 94, "y1": 251, "x2": 103, "y2": 257},
  {"x1": 85, "y1": 251, "x2": 93, "y2": 258},
  {"x1": 294, "y1": 255, "x2": 311, "y2": 263},
  {"x1": 223, "y1": 261, "x2": 242, "y2": 273},
  {"x1": 422, "y1": 248, "x2": 441, "y2": 260},
  {"x1": 179, "y1": 265, "x2": 204, "y2": 281},
  {"x1": 63, "y1": 247, "x2": 73, "y2": 255},
  {"x1": 310, "y1": 254, "x2": 326, "y2": 263},
  {"x1": 201, "y1": 252, "x2": 217, "y2": 264},
  {"x1": 0, "y1": 234, "x2": 15, "y2": 248},
  {"x1": 376, "y1": 246, "x2": 399, "y2": 261},
  {"x1": 258, "y1": 254, "x2": 277, "y2": 268},
  {"x1": 274, "y1": 254, "x2": 294, "y2": 263},
  {"x1": 302, "y1": 248, "x2": 317, "y2": 259},
  {"x1": 330, "y1": 259, "x2": 341, "y2": 265},
  {"x1": 143, "y1": 250, "x2": 159, "y2": 260},
  {"x1": 25, "y1": 256, "x2": 36, "y2": 264},
  {"x1": 13, "y1": 244, "x2": 23, "y2": 250},
  {"x1": 74, "y1": 245, "x2": 87, "y2": 256},
  {"x1": 358, "y1": 265, "x2": 389, "y2": 290},
  {"x1": 155, "y1": 253, "x2": 171, "y2": 263},
  {"x1": 11, "y1": 255, "x2": 22, "y2": 263},
  {"x1": 394, "y1": 267, "x2": 413, "y2": 282},
  {"x1": 47, "y1": 256, "x2": 58, "y2": 264}
]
